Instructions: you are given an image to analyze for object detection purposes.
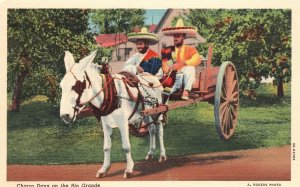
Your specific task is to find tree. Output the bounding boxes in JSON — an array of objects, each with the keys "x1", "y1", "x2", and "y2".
[
  {"x1": 8, "y1": 9, "x2": 95, "y2": 111},
  {"x1": 187, "y1": 9, "x2": 291, "y2": 97},
  {"x1": 89, "y1": 9, "x2": 145, "y2": 34},
  {"x1": 88, "y1": 9, "x2": 145, "y2": 61}
]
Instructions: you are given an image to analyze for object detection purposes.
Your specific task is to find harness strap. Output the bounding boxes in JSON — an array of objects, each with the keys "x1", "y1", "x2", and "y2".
[
  {"x1": 137, "y1": 86, "x2": 146, "y2": 111},
  {"x1": 99, "y1": 74, "x2": 107, "y2": 112},
  {"x1": 122, "y1": 77, "x2": 138, "y2": 101},
  {"x1": 90, "y1": 74, "x2": 120, "y2": 119},
  {"x1": 119, "y1": 71, "x2": 140, "y2": 87},
  {"x1": 128, "y1": 94, "x2": 141, "y2": 120},
  {"x1": 84, "y1": 71, "x2": 92, "y2": 88},
  {"x1": 119, "y1": 72, "x2": 146, "y2": 121}
]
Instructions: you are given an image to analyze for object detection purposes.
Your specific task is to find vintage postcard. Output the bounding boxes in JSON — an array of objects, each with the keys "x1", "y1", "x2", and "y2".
[{"x1": 1, "y1": 0, "x2": 299, "y2": 187}]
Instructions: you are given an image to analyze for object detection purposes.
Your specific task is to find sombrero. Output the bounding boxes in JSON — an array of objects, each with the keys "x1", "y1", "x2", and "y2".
[
  {"x1": 162, "y1": 18, "x2": 198, "y2": 37},
  {"x1": 127, "y1": 27, "x2": 159, "y2": 45}
]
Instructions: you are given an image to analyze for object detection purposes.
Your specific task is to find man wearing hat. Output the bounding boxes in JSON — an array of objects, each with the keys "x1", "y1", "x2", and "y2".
[
  {"x1": 161, "y1": 18, "x2": 201, "y2": 100},
  {"x1": 123, "y1": 27, "x2": 162, "y2": 76}
]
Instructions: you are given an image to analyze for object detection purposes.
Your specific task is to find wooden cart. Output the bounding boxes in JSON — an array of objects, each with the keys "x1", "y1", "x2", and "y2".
[{"x1": 78, "y1": 45, "x2": 239, "y2": 140}]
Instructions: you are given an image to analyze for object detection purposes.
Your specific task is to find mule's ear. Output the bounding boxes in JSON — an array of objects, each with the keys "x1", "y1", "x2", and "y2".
[
  {"x1": 78, "y1": 50, "x2": 97, "y2": 70},
  {"x1": 64, "y1": 51, "x2": 75, "y2": 71}
]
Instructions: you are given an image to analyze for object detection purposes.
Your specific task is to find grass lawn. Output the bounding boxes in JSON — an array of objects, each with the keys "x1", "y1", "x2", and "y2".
[{"x1": 7, "y1": 83, "x2": 291, "y2": 164}]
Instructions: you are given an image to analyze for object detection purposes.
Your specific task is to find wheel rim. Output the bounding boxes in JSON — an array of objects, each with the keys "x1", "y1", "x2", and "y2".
[{"x1": 214, "y1": 61, "x2": 239, "y2": 140}]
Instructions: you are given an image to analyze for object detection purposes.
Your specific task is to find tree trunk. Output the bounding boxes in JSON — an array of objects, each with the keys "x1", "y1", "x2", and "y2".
[
  {"x1": 8, "y1": 53, "x2": 30, "y2": 112},
  {"x1": 8, "y1": 71, "x2": 28, "y2": 112},
  {"x1": 277, "y1": 78, "x2": 284, "y2": 97}
]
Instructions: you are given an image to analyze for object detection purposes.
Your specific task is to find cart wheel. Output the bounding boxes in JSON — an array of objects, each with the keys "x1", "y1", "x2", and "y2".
[
  {"x1": 129, "y1": 118, "x2": 149, "y2": 137},
  {"x1": 214, "y1": 61, "x2": 239, "y2": 140},
  {"x1": 129, "y1": 113, "x2": 168, "y2": 137}
]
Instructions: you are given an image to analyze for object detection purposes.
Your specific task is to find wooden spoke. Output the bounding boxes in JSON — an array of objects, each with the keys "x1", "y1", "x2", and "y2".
[
  {"x1": 223, "y1": 110, "x2": 229, "y2": 134},
  {"x1": 221, "y1": 105, "x2": 228, "y2": 127},
  {"x1": 224, "y1": 110, "x2": 231, "y2": 135},
  {"x1": 227, "y1": 110, "x2": 231, "y2": 135},
  {"x1": 231, "y1": 97, "x2": 239, "y2": 104},
  {"x1": 226, "y1": 66, "x2": 234, "y2": 84},
  {"x1": 229, "y1": 80, "x2": 238, "y2": 95},
  {"x1": 225, "y1": 66, "x2": 234, "y2": 97},
  {"x1": 231, "y1": 91, "x2": 238, "y2": 100},
  {"x1": 221, "y1": 86, "x2": 228, "y2": 102},
  {"x1": 224, "y1": 65, "x2": 235, "y2": 85},
  {"x1": 221, "y1": 95, "x2": 227, "y2": 102},
  {"x1": 222, "y1": 78, "x2": 228, "y2": 97},
  {"x1": 223, "y1": 120, "x2": 227, "y2": 135},
  {"x1": 220, "y1": 102, "x2": 228, "y2": 111},
  {"x1": 230, "y1": 107, "x2": 237, "y2": 125}
]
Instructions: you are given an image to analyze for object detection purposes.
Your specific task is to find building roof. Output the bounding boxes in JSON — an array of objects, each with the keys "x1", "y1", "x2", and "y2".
[
  {"x1": 95, "y1": 33, "x2": 127, "y2": 47},
  {"x1": 149, "y1": 24, "x2": 157, "y2": 33},
  {"x1": 154, "y1": 9, "x2": 172, "y2": 33}
]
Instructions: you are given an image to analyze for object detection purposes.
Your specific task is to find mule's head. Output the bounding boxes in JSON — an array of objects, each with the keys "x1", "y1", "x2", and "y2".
[{"x1": 60, "y1": 50, "x2": 97, "y2": 124}]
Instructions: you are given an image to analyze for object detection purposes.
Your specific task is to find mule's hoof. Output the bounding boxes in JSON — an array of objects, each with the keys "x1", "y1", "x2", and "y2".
[
  {"x1": 159, "y1": 156, "x2": 167, "y2": 163},
  {"x1": 145, "y1": 154, "x2": 153, "y2": 160},
  {"x1": 123, "y1": 172, "x2": 133, "y2": 179},
  {"x1": 96, "y1": 172, "x2": 106, "y2": 178}
]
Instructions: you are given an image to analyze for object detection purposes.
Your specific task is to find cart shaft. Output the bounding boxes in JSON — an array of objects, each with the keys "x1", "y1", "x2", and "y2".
[{"x1": 141, "y1": 92, "x2": 215, "y2": 117}]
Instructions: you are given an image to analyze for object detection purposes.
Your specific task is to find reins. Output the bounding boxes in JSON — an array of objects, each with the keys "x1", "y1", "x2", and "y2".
[{"x1": 113, "y1": 69, "x2": 174, "y2": 89}]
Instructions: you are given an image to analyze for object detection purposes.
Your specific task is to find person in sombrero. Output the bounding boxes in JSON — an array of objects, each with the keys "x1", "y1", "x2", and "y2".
[
  {"x1": 123, "y1": 27, "x2": 162, "y2": 76},
  {"x1": 161, "y1": 18, "x2": 201, "y2": 100}
]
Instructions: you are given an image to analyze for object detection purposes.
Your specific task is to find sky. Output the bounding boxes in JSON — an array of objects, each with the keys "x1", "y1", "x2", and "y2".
[
  {"x1": 144, "y1": 9, "x2": 167, "y2": 25},
  {"x1": 88, "y1": 9, "x2": 167, "y2": 33}
]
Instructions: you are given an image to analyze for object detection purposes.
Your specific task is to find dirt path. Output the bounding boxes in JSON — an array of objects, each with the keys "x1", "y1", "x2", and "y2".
[{"x1": 7, "y1": 145, "x2": 291, "y2": 181}]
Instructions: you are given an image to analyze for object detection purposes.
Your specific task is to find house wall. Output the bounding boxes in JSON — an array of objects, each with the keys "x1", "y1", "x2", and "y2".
[
  {"x1": 111, "y1": 42, "x2": 161, "y2": 62},
  {"x1": 155, "y1": 9, "x2": 189, "y2": 37},
  {"x1": 111, "y1": 42, "x2": 136, "y2": 62}
]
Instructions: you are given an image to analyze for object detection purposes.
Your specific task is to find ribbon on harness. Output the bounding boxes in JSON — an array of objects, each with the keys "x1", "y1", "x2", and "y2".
[{"x1": 89, "y1": 73, "x2": 120, "y2": 120}]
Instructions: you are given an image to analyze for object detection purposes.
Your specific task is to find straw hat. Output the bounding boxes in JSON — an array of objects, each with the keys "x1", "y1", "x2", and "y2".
[
  {"x1": 162, "y1": 18, "x2": 198, "y2": 37},
  {"x1": 127, "y1": 27, "x2": 159, "y2": 45}
]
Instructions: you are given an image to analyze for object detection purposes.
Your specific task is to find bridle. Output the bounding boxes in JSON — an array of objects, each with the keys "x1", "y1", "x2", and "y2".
[{"x1": 67, "y1": 63, "x2": 100, "y2": 122}]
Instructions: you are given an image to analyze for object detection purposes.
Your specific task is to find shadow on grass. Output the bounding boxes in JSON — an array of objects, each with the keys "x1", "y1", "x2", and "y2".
[
  {"x1": 107, "y1": 154, "x2": 241, "y2": 178},
  {"x1": 240, "y1": 94, "x2": 291, "y2": 108},
  {"x1": 157, "y1": 106, "x2": 272, "y2": 159},
  {"x1": 240, "y1": 83, "x2": 291, "y2": 108}
]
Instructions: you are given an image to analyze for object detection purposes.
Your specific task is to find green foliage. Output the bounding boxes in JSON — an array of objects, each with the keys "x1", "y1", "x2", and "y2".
[
  {"x1": 171, "y1": 16, "x2": 193, "y2": 27},
  {"x1": 90, "y1": 46, "x2": 114, "y2": 64},
  {"x1": 7, "y1": 9, "x2": 96, "y2": 106},
  {"x1": 7, "y1": 83, "x2": 290, "y2": 164},
  {"x1": 187, "y1": 9, "x2": 291, "y2": 94},
  {"x1": 89, "y1": 9, "x2": 145, "y2": 34}
]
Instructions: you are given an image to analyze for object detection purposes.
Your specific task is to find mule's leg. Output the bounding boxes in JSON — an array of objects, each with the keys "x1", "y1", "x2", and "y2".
[
  {"x1": 96, "y1": 124, "x2": 112, "y2": 178},
  {"x1": 157, "y1": 122, "x2": 167, "y2": 162},
  {"x1": 119, "y1": 122, "x2": 134, "y2": 178},
  {"x1": 145, "y1": 123, "x2": 156, "y2": 160}
]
